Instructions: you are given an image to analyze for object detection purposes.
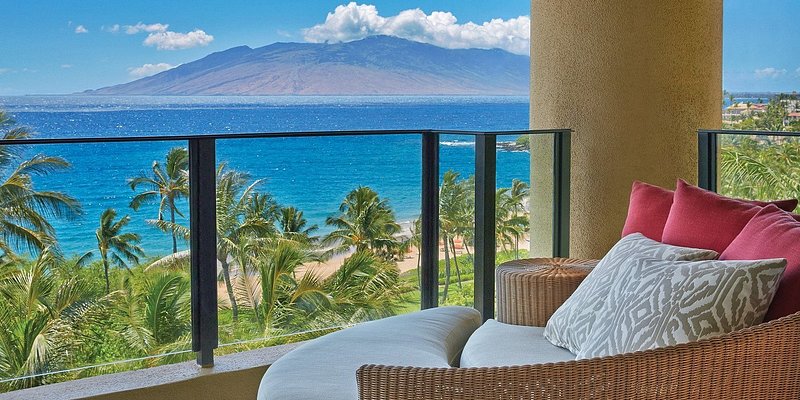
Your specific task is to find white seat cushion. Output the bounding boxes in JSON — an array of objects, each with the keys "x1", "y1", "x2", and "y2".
[
  {"x1": 461, "y1": 319, "x2": 575, "y2": 367},
  {"x1": 258, "y1": 306, "x2": 481, "y2": 400}
]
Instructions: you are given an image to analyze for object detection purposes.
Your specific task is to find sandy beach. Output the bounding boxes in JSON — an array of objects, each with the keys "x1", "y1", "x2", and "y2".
[{"x1": 297, "y1": 234, "x2": 531, "y2": 279}]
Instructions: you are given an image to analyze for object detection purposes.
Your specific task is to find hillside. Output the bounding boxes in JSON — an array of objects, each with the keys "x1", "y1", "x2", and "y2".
[{"x1": 85, "y1": 36, "x2": 529, "y2": 95}]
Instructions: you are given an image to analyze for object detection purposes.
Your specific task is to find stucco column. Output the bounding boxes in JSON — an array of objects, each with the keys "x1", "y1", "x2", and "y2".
[{"x1": 529, "y1": 1, "x2": 722, "y2": 258}]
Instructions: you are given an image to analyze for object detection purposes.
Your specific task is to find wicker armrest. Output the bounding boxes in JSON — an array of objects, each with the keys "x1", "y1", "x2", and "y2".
[
  {"x1": 496, "y1": 258, "x2": 598, "y2": 327},
  {"x1": 357, "y1": 311, "x2": 800, "y2": 400}
]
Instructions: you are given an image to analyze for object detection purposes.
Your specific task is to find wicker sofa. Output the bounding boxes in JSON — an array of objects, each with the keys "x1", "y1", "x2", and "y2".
[
  {"x1": 357, "y1": 298, "x2": 800, "y2": 400},
  {"x1": 259, "y1": 269, "x2": 800, "y2": 399}
]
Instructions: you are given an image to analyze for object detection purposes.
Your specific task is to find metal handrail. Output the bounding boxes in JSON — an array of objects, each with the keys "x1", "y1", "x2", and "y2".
[
  {"x1": 0, "y1": 128, "x2": 571, "y2": 145},
  {"x1": 698, "y1": 128, "x2": 800, "y2": 138}
]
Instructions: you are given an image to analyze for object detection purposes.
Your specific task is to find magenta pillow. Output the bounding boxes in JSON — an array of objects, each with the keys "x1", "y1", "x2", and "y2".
[
  {"x1": 621, "y1": 181, "x2": 674, "y2": 241},
  {"x1": 749, "y1": 198, "x2": 798, "y2": 211},
  {"x1": 622, "y1": 180, "x2": 797, "y2": 243},
  {"x1": 662, "y1": 180, "x2": 764, "y2": 254},
  {"x1": 721, "y1": 205, "x2": 800, "y2": 320}
]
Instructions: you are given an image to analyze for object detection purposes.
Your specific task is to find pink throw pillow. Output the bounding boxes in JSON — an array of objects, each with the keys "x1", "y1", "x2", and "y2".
[
  {"x1": 622, "y1": 180, "x2": 797, "y2": 244},
  {"x1": 662, "y1": 180, "x2": 763, "y2": 254},
  {"x1": 721, "y1": 205, "x2": 800, "y2": 320},
  {"x1": 621, "y1": 181, "x2": 674, "y2": 241}
]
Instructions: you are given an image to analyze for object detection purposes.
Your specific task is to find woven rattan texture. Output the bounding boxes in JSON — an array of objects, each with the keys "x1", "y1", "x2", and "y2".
[{"x1": 496, "y1": 258, "x2": 598, "y2": 326}]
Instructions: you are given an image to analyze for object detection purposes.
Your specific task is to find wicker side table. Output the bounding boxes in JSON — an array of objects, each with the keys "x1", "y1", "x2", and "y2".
[{"x1": 496, "y1": 257, "x2": 598, "y2": 327}]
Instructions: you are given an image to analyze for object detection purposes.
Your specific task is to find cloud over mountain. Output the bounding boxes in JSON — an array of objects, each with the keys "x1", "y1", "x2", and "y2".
[
  {"x1": 109, "y1": 21, "x2": 214, "y2": 50},
  {"x1": 303, "y1": 2, "x2": 530, "y2": 55},
  {"x1": 143, "y1": 29, "x2": 214, "y2": 50},
  {"x1": 128, "y1": 63, "x2": 176, "y2": 77}
]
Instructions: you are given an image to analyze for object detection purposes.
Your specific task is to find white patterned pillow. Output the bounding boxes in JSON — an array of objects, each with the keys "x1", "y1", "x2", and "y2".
[
  {"x1": 576, "y1": 256, "x2": 785, "y2": 359},
  {"x1": 543, "y1": 233, "x2": 718, "y2": 354}
]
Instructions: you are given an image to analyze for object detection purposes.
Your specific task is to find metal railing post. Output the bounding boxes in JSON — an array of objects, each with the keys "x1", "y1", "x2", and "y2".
[
  {"x1": 420, "y1": 131, "x2": 440, "y2": 309},
  {"x1": 474, "y1": 134, "x2": 496, "y2": 322},
  {"x1": 189, "y1": 138, "x2": 218, "y2": 367},
  {"x1": 698, "y1": 130, "x2": 718, "y2": 192},
  {"x1": 552, "y1": 130, "x2": 571, "y2": 257}
]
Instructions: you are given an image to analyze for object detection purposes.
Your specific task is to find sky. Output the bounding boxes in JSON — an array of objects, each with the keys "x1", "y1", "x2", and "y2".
[
  {"x1": 723, "y1": 0, "x2": 800, "y2": 93},
  {"x1": 0, "y1": 1, "x2": 798, "y2": 95}
]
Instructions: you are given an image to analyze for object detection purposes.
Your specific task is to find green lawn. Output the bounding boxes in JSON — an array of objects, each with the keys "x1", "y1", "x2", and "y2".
[{"x1": 395, "y1": 249, "x2": 528, "y2": 312}]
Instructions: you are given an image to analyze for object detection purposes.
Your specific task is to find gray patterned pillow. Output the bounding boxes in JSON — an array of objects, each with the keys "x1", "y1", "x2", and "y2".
[
  {"x1": 543, "y1": 233, "x2": 718, "y2": 354},
  {"x1": 576, "y1": 256, "x2": 785, "y2": 360}
]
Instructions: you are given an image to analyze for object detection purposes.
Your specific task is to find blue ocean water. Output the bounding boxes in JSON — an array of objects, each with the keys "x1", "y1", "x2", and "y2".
[{"x1": 0, "y1": 96, "x2": 532, "y2": 256}]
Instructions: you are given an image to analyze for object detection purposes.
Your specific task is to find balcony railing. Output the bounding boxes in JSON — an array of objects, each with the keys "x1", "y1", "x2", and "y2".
[
  {"x1": 698, "y1": 128, "x2": 800, "y2": 193},
  {"x1": 0, "y1": 128, "x2": 571, "y2": 374}
]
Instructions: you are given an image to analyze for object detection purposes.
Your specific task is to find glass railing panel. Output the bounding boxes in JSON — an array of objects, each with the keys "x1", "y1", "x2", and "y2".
[
  {"x1": 496, "y1": 133, "x2": 535, "y2": 264},
  {"x1": 213, "y1": 134, "x2": 423, "y2": 351},
  {"x1": 438, "y1": 135, "x2": 476, "y2": 307},
  {"x1": 0, "y1": 140, "x2": 192, "y2": 391},
  {"x1": 718, "y1": 133, "x2": 800, "y2": 209}
]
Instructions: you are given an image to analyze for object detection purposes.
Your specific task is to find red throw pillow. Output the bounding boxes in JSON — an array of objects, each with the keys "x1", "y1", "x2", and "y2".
[
  {"x1": 622, "y1": 180, "x2": 797, "y2": 243},
  {"x1": 621, "y1": 181, "x2": 674, "y2": 241},
  {"x1": 662, "y1": 180, "x2": 764, "y2": 253},
  {"x1": 721, "y1": 205, "x2": 800, "y2": 320},
  {"x1": 749, "y1": 198, "x2": 798, "y2": 212}
]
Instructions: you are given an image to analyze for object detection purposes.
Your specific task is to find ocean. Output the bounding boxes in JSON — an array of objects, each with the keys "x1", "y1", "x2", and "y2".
[{"x1": 0, "y1": 96, "x2": 531, "y2": 256}]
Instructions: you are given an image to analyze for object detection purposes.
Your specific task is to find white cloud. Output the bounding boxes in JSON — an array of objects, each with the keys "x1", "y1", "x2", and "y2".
[
  {"x1": 276, "y1": 29, "x2": 294, "y2": 38},
  {"x1": 125, "y1": 22, "x2": 169, "y2": 35},
  {"x1": 128, "y1": 63, "x2": 176, "y2": 78},
  {"x1": 0, "y1": 68, "x2": 10, "y2": 75},
  {"x1": 796, "y1": 67, "x2": 800, "y2": 77},
  {"x1": 303, "y1": 2, "x2": 530, "y2": 55},
  {"x1": 74, "y1": 25, "x2": 89, "y2": 34},
  {"x1": 109, "y1": 22, "x2": 213, "y2": 50},
  {"x1": 60, "y1": 64, "x2": 73, "y2": 69},
  {"x1": 143, "y1": 29, "x2": 214, "y2": 50},
  {"x1": 754, "y1": 67, "x2": 787, "y2": 79}
]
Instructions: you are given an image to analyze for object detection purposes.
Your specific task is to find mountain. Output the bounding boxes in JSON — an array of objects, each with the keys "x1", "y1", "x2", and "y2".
[{"x1": 85, "y1": 36, "x2": 529, "y2": 95}]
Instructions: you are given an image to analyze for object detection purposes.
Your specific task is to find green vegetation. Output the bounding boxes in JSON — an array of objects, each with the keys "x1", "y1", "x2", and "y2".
[
  {"x1": 721, "y1": 136, "x2": 800, "y2": 209},
  {"x1": 0, "y1": 110, "x2": 532, "y2": 391},
  {"x1": 720, "y1": 94, "x2": 800, "y2": 207}
]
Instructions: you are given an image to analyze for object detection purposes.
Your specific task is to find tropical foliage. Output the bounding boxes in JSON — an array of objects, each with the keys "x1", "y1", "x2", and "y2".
[
  {"x1": 0, "y1": 111, "x2": 81, "y2": 256},
  {"x1": 129, "y1": 147, "x2": 189, "y2": 254}
]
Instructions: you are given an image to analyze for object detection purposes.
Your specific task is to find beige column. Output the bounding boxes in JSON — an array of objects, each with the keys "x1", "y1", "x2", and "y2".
[{"x1": 529, "y1": 1, "x2": 722, "y2": 259}]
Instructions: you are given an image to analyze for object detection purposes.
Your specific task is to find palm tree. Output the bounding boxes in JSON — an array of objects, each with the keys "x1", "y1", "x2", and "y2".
[
  {"x1": 497, "y1": 179, "x2": 530, "y2": 258},
  {"x1": 96, "y1": 208, "x2": 145, "y2": 293},
  {"x1": 409, "y1": 218, "x2": 422, "y2": 283},
  {"x1": 0, "y1": 248, "x2": 105, "y2": 390},
  {"x1": 439, "y1": 171, "x2": 470, "y2": 301},
  {"x1": 324, "y1": 250, "x2": 401, "y2": 321},
  {"x1": 215, "y1": 166, "x2": 277, "y2": 322},
  {"x1": 250, "y1": 239, "x2": 326, "y2": 331},
  {"x1": 146, "y1": 164, "x2": 279, "y2": 322},
  {"x1": 720, "y1": 137, "x2": 800, "y2": 206},
  {"x1": 323, "y1": 187, "x2": 401, "y2": 260},
  {"x1": 129, "y1": 147, "x2": 189, "y2": 254},
  {"x1": 109, "y1": 272, "x2": 190, "y2": 358},
  {"x1": 0, "y1": 111, "x2": 81, "y2": 255},
  {"x1": 278, "y1": 206, "x2": 319, "y2": 245}
]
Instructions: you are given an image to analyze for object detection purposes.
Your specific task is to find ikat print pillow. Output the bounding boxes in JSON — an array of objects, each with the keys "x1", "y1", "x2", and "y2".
[
  {"x1": 543, "y1": 233, "x2": 718, "y2": 354},
  {"x1": 576, "y1": 256, "x2": 785, "y2": 359}
]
